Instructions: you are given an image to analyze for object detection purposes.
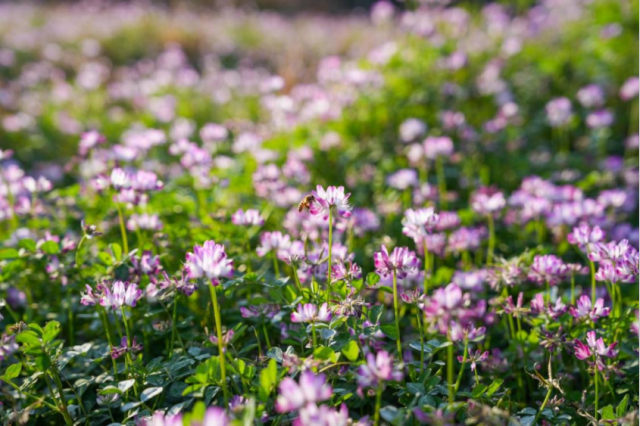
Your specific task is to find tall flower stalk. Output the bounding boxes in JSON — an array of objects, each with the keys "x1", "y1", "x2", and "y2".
[{"x1": 184, "y1": 240, "x2": 234, "y2": 409}]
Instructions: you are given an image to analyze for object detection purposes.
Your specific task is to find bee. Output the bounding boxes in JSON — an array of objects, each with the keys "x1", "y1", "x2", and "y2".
[{"x1": 298, "y1": 194, "x2": 315, "y2": 212}]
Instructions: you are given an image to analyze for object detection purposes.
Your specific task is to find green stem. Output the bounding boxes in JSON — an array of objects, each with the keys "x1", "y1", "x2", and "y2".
[
  {"x1": 262, "y1": 322, "x2": 272, "y2": 350},
  {"x1": 447, "y1": 336, "x2": 454, "y2": 404},
  {"x1": 416, "y1": 310, "x2": 425, "y2": 375},
  {"x1": 292, "y1": 267, "x2": 302, "y2": 292},
  {"x1": 50, "y1": 366, "x2": 73, "y2": 426},
  {"x1": 436, "y1": 156, "x2": 447, "y2": 210},
  {"x1": 75, "y1": 235, "x2": 86, "y2": 269},
  {"x1": 373, "y1": 383, "x2": 383, "y2": 426},
  {"x1": 589, "y1": 261, "x2": 596, "y2": 305},
  {"x1": 453, "y1": 339, "x2": 468, "y2": 395},
  {"x1": 115, "y1": 203, "x2": 129, "y2": 255},
  {"x1": 99, "y1": 308, "x2": 118, "y2": 377},
  {"x1": 533, "y1": 387, "x2": 553, "y2": 426},
  {"x1": 570, "y1": 273, "x2": 576, "y2": 305},
  {"x1": 486, "y1": 214, "x2": 495, "y2": 265},
  {"x1": 594, "y1": 369, "x2": 599, "y2": 422},
  {"x1": 545, "y1": 280, "x2": 551, "y2": 304},
  {"x1": 422, "y1": 240, "x2": 430, "y2": 294},
  {"x1": 326, "y1": 208, "x2": 333, "y2": 304},
  {"x1": 272, "y1": 253, "x2": 280, "y2": 278},
  {"x1": 392, "y1": 270, "x2": 403, "y2": 363},
  {"x1": 311, "y1": 322, "x2": 317, "y2": 350},
  {"x1": 208, "y1": 285, "x2": 229, "y2": 409},
  {"x1": 169, "y1": 295, "x2": 179, "y2": 358}
]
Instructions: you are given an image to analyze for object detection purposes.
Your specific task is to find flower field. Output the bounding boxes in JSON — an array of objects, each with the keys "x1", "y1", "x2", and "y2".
[{"x1": 0, "y1": 1, "x2": 638, "y2": 425}]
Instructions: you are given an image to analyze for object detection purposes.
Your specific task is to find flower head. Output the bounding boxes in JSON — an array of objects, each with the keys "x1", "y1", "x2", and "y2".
[
  {"x1": 528, "y1": 255, "x2": 567, "y2": 286},
  {"x1": 356, "y1": 350, "x2": 403, "y2": 388},
  {"x1": 309, "y1": 185, "x2": 352, "y2": 220},
  {"x1": 232, "y1": 209, "x2": 265, "y2": 226},
  {"x1": 291, "y1": 303, "x2": 332, "y2": 323},
  {"x1": 569, "y1": 295, "x2": 610, "y2": 322},
  {"x1": 184, "y1": 240, "x2": 234, "y2": 286},
  {"x1": 276, "y1": 371, "x2": 332, "y2": 413},
  {"x1": 373, "y1": 245, "x2": 419, "y2": 278}
]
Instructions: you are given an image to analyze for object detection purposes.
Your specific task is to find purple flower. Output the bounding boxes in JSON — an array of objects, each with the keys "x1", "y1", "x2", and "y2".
[
  {"x1": 620, "y1": 76, "x2": 639, "y2": 100},
  {"x1": 240, "y1": 304, "x2": 279, "y2": 319},
  {"x1": 546, "y1": 97, "x2": 573, "y2": 127},
  {"x1": 291, "y1": 303, "x2": 332, "y2": 323},
  {"x1": 295, "y1": 403, "x2": 349, "y2": 426},
  {"x1": 586, "y1": 109, "x2": 614, "y2": 129},
  {"x1": 435, "y1": 211, "x2": 461, "y2": 231},
  {"x1": 373, "y1": 245, "x2": 418, "y2": 278},
  {"x1": 127, "y1": 213, "x2": 163, "y2": 231},
  {"x1": 256, "y1": 231, "x2": 292, "y2": 258},
  {"x1": 567, "y1": 224, "x2": 605, "y2": 248},
  {"x1": 184, "y1": 240, "x2": 234, "y2": 286},
  {"x1": 589, "y1": 239, "x2": 633, "y2": 263},
  {"x1": 309, "y1": 185, "x2": 352, "y2": 220},
  {"x1": 275, "y1": 371, "x2": 332, "y2": 413},
  {"x1": 528, "y1": 255, "x2": 567, "y2": 286},
  {"x1": 231, "y1": 209, "x2": 265, "y2": 226},
  {"x1": 471, "y1": 187, "x2": 506, "y2": 215},
  {"x1": 595, "y1": 262, "x2": 633, "y2": 284},
  {"x1": 569, "y1": 295, "x2": 610, "y2": 322},
  {"x1": 458, "y1": 348, "x2": 489, "y2": 371},
  {"x1": 501, "y1": 292, "x2": 529, "y2": 318},
  {"x1": 402, "y1": 207, "x2": 439, "y2": 243},
  {"x1": 356, "y1": 351, "x2": 403, "y2": 388},
  {"x1": 132, "y1": 251, "x2": 161, "y2": 276},
  {"x1": 576, "y1": 84, "x2": 605, "y2": 108},
  {"x1": 100, "y1": 281, "x2": 142, "y2": 310},
  {"x1": 331, "y1": 262, "x2": 362, "y2": 283},
  {"x1": 449, "y1": 321, "x2": 486, "y2": 342},
  {"x1": 423, "y1": 136, "x2": 454, "y2": 160},
  {"x1": 386, "y1": 169, "x2": 418, "y2": 190},
  {"x1": 573, "y1": 331, "x2": 618, "y2": 368},
  {"x1": 111, "y1": 336, "x2": 143, "y2": 359},
  {"x1": 110, "y1": 168, "x2": 130, "y2": 190},
  {"x1": 399, "y1": 118, "x2": 426, "y2": 142}
]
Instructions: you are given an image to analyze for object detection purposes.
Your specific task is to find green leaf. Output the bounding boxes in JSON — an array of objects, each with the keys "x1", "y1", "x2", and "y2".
[
  {"x1": 3, "y1": 363, "x2": 22, "y2": 381},
  {"x1": 118, "y1": 379, "x2": 136, "y2": 393},
  {"x1": 617, "y1": 394, "x2": 629, "y2": 417},
  {"x1": 313, "y1": 346, "x2": 337, "y2": 362},
  {"x1": 42, "y1": 321, "x2": 61, "y2": 343},
  {"x1": 486, "y1": 378, "x2": 504, "y2": 396},
  {"x1": 0, "y1": 248, "x2": 19, "y2": 259},
  {"x1": 366, "y1": 272, "x2": 380, "y2": 287},
  {"x1": 258, "y1": 359, "x2": 277, "y2": 402},
  {"x1": 140, "y1": 387, "x2": 163, "y2": 402},
  {"x1": 110, "y1": 243, "x2": 123, "y2": 261},
  {"x1": 368, "y1": 305, "x2": 384, "y2": 324},
  {"x1": 380, "y1": 323, "x2": 398, "y2": 340},
  {"x1": 41, "y1": 241, "x2": 60, "y2": 255},
  {"x1": 341, "y1": 340, "x2": 359, "y2": 362},
  {"x1": 16, "y1": 331, "x2": 41, "y2": 346},
  {"x1": 18, "y1": 239, "x2": 37, "y2": 252},
  {"x1": 600, "y1": 405, "x2": 616, "y2": 421},
  {"x1": 98, "y1": 385, "x2": 122, "y2": 395}
]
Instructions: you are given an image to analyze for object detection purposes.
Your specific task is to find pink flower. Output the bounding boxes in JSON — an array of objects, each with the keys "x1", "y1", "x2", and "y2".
[
  {"x1": 373, "y1": 245, "x2": 418, "y2": 278},
  {"x1": 458, "y1": 348, "x2": 489, "y2": 371},
  {"x1": 471, "y1": 187, "x2": 506, "y2": 215},
  {"x1": 275, "y1": 371, "x2": 332, "y2": 413},
  {"x1": 569, "y1": 295, "x2": 610, "y2": 322},
  {"x1": 567, "y1": 224, "x2": 605, "y2": 248},
  {"x1": 256, "y1": 231, "x2": 292, "y2": 257},
  {"x1": 356, "y1": 351, "x2": 403, "y2": 388},
  {"x1": 184, "y1": 241, "x2": 234, "y2": 286},
  {"x1": 231, "y1": 209, "x2": 265, "y2": 226},
  {"x1": 100, "y1": 281, "x2": 142, "y2": 310},
  {"x1": 528, "y1": 255, "x2": 567, "y2": 286},
  {"x1": 291, "y1": 303, "x2": 332, "y2": 323},
  {"x1": 309, "y1": 185, "x2": 352, "y2": 220},
  {"x1": 402, "y1": 208, "x2": 439, "y2": 243},
  {"x1": 574, "y1": 331, "x2": 618, "y2": 367}
]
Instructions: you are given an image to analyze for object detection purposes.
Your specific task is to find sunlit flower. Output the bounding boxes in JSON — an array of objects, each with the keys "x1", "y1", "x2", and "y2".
[
  {"x1": 309, "y1": 185, "x2": 352, "y2": 220},
  {"x1": 185, "y1": 240, "x2": 234, "y2": 286},
  {"x1": 276, "y1": 371, "x2": 332, "y2": 413}
]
